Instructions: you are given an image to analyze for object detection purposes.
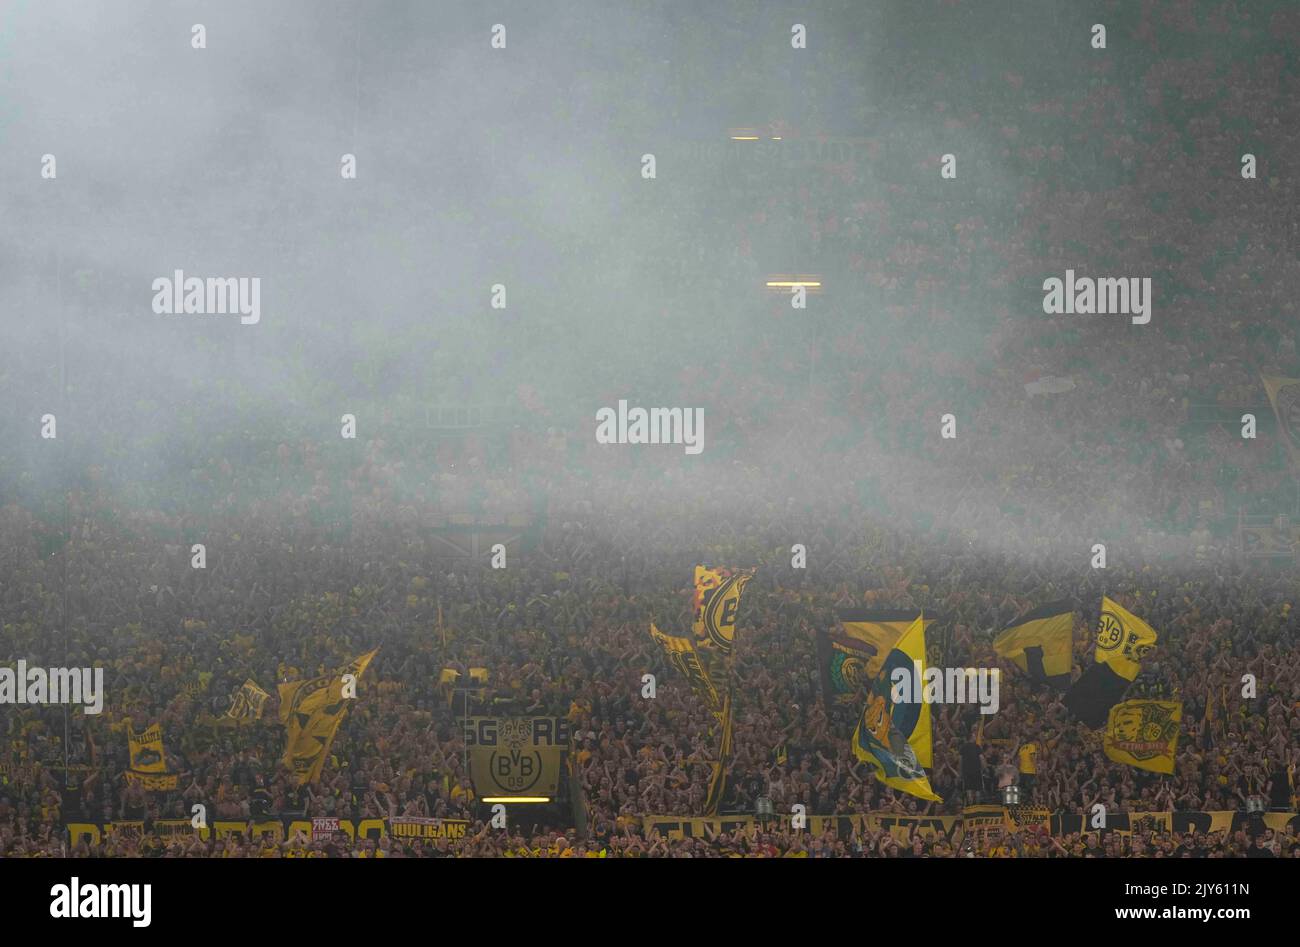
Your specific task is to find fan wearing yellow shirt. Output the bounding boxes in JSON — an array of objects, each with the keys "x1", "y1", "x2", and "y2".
[
  {"x1": 450, "y1": 777, "x2": 476, "y2": 806},
  {"x1": 1016, "y1": 740, "x2": 1038, "y2": 802}
]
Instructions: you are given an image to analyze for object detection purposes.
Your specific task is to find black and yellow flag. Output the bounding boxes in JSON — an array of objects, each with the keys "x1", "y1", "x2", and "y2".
[
  {"x1": 226, "y1": 678, "x2": 271, "y2": 722},
  {"x1": 692, "y1": 566, "x2": 755, "y2": 656},
  {"x1": 1065, "y1": 598, "x2": 1158, "y2": 728},
  {"x1": 1262, "y1": 374, "x2": 1300, "y2": 471},
  {"x1": 126, "y1": 722, "x2": 178, "y2": 790},
  {"x1": 650, "y1": 622, "x2": 722, "y2": 712},
  {"x1": 1093, "y1": 596, "x2": 1158, "y2": 681},
  {"x1": 993, "y1": 602, "x2": 1074, "y2": 688},
  {"x1": 704, "y1": 692, "x2": 734, "y2": 816},
  {"x1": 278, "y1": 648, "x2": 378, "y2": 785},
  {"x1": 833, "y1": 610, "x2": 937, "y2": 684},
  {"x1": 850, "y1": 616, "x2": 941, "y2": 802},
  {"x1": 1104, "y1": 700, "x2": 1182, "y2": 774}
]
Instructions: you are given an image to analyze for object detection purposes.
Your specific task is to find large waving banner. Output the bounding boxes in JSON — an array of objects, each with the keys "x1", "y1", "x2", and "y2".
[
  {"x1": 1065, "y1": 598, "x2": 1157, "y2": 728},
  {"x1": 278, "y1": 648, "x2": 378, "y2": 785},
  {"x1": 650, "y1": 622, "x2": 723, "y2": 713},
  {"x1": 850, "y1": 615, "x2": 941, "y2": 802},
  {"x1": 692, "y1": 566, "x2": 755, "y2": 657}
]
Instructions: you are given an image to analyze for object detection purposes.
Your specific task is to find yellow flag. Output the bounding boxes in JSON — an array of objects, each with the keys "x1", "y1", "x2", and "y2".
[
  {"x1": 692, "y1": 566, "x2": 754, "y2": 656},
  {"x1": 1104, "y1": 700, "x2": 1182, "y2": 774},
  {"x1": 226, "y1": 679, "x2": 271, "y2": 721},
  {"x1": 704, "y1": 692, "x2": 734, "y2": 815},
  {"x1": 1261, "y1": 374, "x2": 1300, "y2": 470},
  {"x1": 127, "y1": 722, "x2": 167, "y2": 773},
  {"x1": 279, "y1": 648, "x2": 378, "y2": 785},
  {"x1": 1095, "y1": 597, "x2": 1158, "y2": 681},
  {"x1": 835, "y1": 611, "x2": 937, "y2": 680},
  {"x1": 650, "y1": 623, "x2": 722, "y2": 712},
  {"x1": 992, "y1": 602, "x2": 1074, "y2": 685},
  {"x1": 850, "y1": 615, "x2": 941, "y2": 802},
  {"x1": 126, "y1": 722, "x2": 178, "y2": 790}
]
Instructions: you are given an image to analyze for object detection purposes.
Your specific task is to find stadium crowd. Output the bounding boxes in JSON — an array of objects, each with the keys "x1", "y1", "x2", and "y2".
[{"x1": 1, "y1": 0, "x2": 1298, "y2": 858}]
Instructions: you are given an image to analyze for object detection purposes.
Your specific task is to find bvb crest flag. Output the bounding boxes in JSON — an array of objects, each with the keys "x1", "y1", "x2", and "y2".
[
  {"x1": 850, "y1": 615, "x2": 941, "y2": 802},
  {"x1": 1093, "y1": 596, "x2": 1157, "y2": 682},
  {"x1": 1261, "y1": 374, "x2": 1300, "y2": 471},
  {"x1": 226, "y1": 678, "x2": 271, "y2": 722},
  {"x1": 278, "y1": 648, "x2": 378, "y2": 785},
  {"x1": 1065, "y1": 598, "x2": 1158, "y2": 728},
  {"x1": 650, "y1": 623, "x2": 722, "y2": 712},
  {"x1": 1104, "y1": 700, "x2": 1182, "y2": 774},
  {"x1": 692, "y1": 566, "x2": 755, "y2": 656}
]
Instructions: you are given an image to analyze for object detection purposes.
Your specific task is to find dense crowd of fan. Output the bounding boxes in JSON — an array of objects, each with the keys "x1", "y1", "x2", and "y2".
[{"x1": 2, "y1": 1, "x2": 1298, "y2": 857}]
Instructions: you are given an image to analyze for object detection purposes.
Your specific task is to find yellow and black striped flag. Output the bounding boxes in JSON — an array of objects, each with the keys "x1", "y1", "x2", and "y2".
[
  {"x1": 704, "y1": 692, "x2": 734, "y2": 815},
  {"x1": 650, "y1": 622, "x2": 722, "y2": 712},
  {"x1": 1065, "y1": 598, "x2": 1158, "y2": 728},
  {"x1": 993, "y1": 601, "x2": 1074, "y2": 688}
]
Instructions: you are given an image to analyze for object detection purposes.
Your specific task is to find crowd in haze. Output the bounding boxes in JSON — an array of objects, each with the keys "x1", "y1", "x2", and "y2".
[{"x1": 2, "y1": 1, "x2": 1299, "y2": 856}]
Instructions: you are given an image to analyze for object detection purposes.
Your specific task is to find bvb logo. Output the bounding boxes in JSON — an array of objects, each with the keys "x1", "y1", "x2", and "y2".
[
  {"x1": 499, "y1": 718, "x2": 531, "y2": 750},
  {"x1": 1096, "y1": 612, "x2": 1124, "y2": 651},
  {"x1": 838, "y1": 655, "x2": 868, "y2": 691},
  {"x1": 491, "y1": 719, "x2": 543, "y2": 793},
  {"x1": 1113, "y1": 703, "x2": 1176, "y2": 761}
]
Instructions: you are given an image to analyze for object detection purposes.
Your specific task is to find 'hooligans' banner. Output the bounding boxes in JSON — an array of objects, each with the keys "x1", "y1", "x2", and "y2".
[
  {"x1": 388, "y1": 817, "x2": 470, "y2": 841},
  {"x1": 278, "y1": 648, "x2": 378, "y2": 785},
  {"x1": 68, "y1": 817, "x2": 472, "y2": 847},
  {"x1": 692, "y1": 566, "x2": 754, "y2": 656},
  {"x1": 650, "y1": 622, "x2": 723, "y2": 712},
  {"x1": 463, "y1": 717, "x2": 568, "y2": 798},
  {"x1": 1104, "y1": 699, "x2": 1182, "y2": 774},
  {"x1": 850, "y1": 615, "x2": 941, "y2": 802}
]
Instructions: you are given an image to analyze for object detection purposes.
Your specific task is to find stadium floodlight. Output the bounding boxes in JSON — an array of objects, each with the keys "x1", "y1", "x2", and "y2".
[{"x1": 481, "y1": 797, "x2": 551, "y2": 804}]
